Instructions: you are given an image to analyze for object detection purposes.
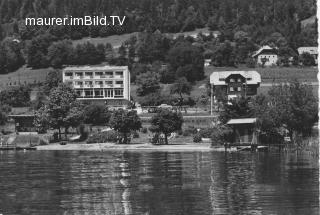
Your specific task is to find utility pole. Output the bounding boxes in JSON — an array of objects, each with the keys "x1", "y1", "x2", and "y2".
[{"x1": 210, "y1": 84, "x2": 213, "y2": 115}]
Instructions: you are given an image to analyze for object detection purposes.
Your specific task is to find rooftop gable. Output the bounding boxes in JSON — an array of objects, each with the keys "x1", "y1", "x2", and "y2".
[
  {"x1": 210, "y1": 71, "x2": 261, "y2": 86},
  {"x1": 252, "y1": 45, "x2": 277, "y2": 57}
]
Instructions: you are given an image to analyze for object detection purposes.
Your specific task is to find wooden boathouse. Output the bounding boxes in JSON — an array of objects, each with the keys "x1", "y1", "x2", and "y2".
[{"x1": 225, "y1": 118, "x2": 259, "y2": 151}]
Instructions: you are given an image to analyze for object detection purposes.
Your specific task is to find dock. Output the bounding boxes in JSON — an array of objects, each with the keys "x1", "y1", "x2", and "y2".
[{"x1": 224, "y1": 142, "x2": 286, "y2": 152}]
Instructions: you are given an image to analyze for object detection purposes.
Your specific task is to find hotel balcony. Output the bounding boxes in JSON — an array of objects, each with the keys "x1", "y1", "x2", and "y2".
[
  {"x1": 114, "y1": 84, "x2": 124, "y2": 88},
  {"x1": 64, "y1": 76, "x2": 74, "y2": 80},
  {"x1": 84, "y1": 76, "x2": 94, "y2": 79},
  {"x1": 93, "y1": 84, "x2": 104, "y2": 88},
  {"x1": 114, "y1": 75, "x2": 124, "y2": 79},
  {"x1": 73, "y1": 76, "x2": 84, "y2": 79},
  {"x1": 83, "y1": 84, "x2": 94, "y2": 88},
  {"x1": 73, "y1": 84, "x2": 83, "y2": 88}
]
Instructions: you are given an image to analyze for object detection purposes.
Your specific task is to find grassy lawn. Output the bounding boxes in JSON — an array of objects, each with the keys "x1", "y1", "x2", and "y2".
[
  {"x1": 72, "y1": 27, "x2": 211, "y2": 48},
  {"x1": 0, "y1": 66, "x2": 52, "y2": 90},
  {"x1": 205, "y1": 66, "x2": 318, "y2": 83},
  {"x1": 131, "y1": 65, "x2": 318, "y2": 104},
  {"x1": 72, "y1": 32, "x2": 139, "y2": 48}
]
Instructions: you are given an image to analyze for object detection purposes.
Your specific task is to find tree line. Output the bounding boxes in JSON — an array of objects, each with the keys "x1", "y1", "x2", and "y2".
[{"x1": 0, "y1": 0, "x2": 316, "y2": 44}]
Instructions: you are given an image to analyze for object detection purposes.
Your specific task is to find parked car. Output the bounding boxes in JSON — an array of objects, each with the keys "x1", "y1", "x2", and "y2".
[{"x1": 157, "y1": 104, "x2": 173, "y2": 109}]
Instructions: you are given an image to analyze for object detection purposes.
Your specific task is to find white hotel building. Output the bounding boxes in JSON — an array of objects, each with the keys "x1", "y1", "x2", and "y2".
[{"x1": 62, "y1": 66, "x2": 130, "y2": 106}]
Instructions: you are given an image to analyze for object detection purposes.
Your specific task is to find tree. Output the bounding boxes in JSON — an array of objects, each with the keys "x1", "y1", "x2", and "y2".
[
  {"x1": 170, "y1": 77, "x2": 192, "y2": 108},
  {"x1": 211, "y1": 41, "x2": 236, "y2": 67},
  {"x1": 0, "y1": 104, "x2": 11, "y2": 126},
  {"x1": 149, "y1": 109, "x2": 183, "y2": 144},
  {"x1": 0, "y1": 37, "x2": 25, "y2": 73},
  {"x1": 47, "y1": 40, "x2": 73, "y2": 68},
  {"x1": 109, "y1": 109, "x2": 142, "y2": 144},
  {"x1": 167, "y1": 42, "x2": 204, "y2": 82},
  {"x1": 43, "y1": 69, "x2": 62, "y2": 95},
  {"x1": 299, "y1": 52, "x2": 315, "y2": 66},
  {"x1": 25, "y1": 33, "x2": 56, "y2": 68},
  {"x1": 219, "y1": 97, "x2": 254, "y2": 124},
  {"x1": 83, "y1": 104, "x2": 111, "y2": 125},
  {"x1": 34, "y1": 105, "x2": 50, "y2": 133},
  {"x1": 136, "y1": 71, "x2": 160, "y2": 96},
  {"x1": 0, "y1": 86, "x2": 31, "y2": 107},
  {"x1": 35, "y1": 84, "x2": 84, "y2": 139},
  {"x1": 267, "y1": 81, "x2": 318, "y2": 142}
]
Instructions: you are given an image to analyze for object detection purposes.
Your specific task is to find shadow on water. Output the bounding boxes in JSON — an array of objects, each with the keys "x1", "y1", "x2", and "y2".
[{"x1": 0, "y1": 150, "x2": 318, "y2": 215}]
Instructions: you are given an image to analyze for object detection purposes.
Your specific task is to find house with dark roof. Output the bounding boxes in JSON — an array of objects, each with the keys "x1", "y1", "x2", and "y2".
[{"x1": 209, "y1": 70, "x2": 261, "y2": 102}]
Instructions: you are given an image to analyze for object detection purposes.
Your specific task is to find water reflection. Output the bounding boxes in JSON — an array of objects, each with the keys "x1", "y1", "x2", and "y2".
[{"x1": 0, "y1": 151, "x2": 318, "y2": 215}]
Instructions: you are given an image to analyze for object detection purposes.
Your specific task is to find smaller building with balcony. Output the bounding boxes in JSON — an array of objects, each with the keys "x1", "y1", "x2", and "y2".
[
  {"x1": 210, "y1": 71, "x2": 261, "y2": 102},
  {"x1": 62, "y1": 65, "x2": 130, "y2": 106}
]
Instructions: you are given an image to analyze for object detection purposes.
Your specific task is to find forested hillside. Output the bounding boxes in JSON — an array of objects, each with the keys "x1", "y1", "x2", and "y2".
[
  {"x1": 0, "y1": 0, "x2": 317, "y2": 45},
  {"x1": 0, "y1": 0, "x2": 317, "y2": 76}
]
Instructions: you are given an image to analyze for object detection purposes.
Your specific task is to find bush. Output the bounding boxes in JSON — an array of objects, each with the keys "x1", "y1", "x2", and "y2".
[
  {"x1": 193, "y1": 133, "x2": 202, "y2": 143},
  {"x1": 210, "y1": 126, "x2": 233, "y2": 146},
  {"x1": 78, "y1": 124, "x2": 88, "y2": 141},
  {"x1": 183, "y1": 126, "x2": 197, "y2": 136},
  {"x1": 87, "y1": 130, "x2": 118, "y2": 144},
  {"x1": 245, "y1": 57, "x2": 256, "y2": 68},
  {"x1": 141, "y1": 127, "x2": 148, "y2": 133},
  {"x1": 199, "y1": 128, "x2": 215, "y2": 138},
  {"x1": 132, "y1": 131, "x2": 139, "y2": 138}
]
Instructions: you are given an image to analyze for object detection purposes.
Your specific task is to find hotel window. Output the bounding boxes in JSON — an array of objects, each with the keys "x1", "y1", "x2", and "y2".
[
  {"x1": 84, "y1": 90, "x2": 94, "y2": 97},
  {"x1": 114, "y1": 89, "x2": 124, "y2": 98},
  {"x1": 65, "y1": 72, "x2": 73, "y2": 77},
  {"x1": 237, "y1": 78, "x2": 241, "y2": 82},
  {"x1": 230, "y1": 87, "x2": 234, "y2": 92},
  {"x1": 95, "y1": 81, "x2": 103, "y2": 85},
  {"x1": 75, "y1": 81, "x2": 83, "y2": 86},
  {"x1": 85, "y1": 81, "x2": 93, "y2": 86},
  {"x1": 116, "y1": 81, "x2": 123, "y2": 85},
  {"x1": 105, "y1": 71, "x2": 113, "y2": 76},
  {"x1": 85, "y1": 72, "x2": 93, "y2": 77},
  {"x1": 105, "y1": 89, "x2": 113, "y2": 98},
  {"x1": 115, "y1": 71, "x2": 123, "y2": 77},
  {"x1": 230, "y1": 78, "x2": 235, "y2": 83},
  {"x1": 95, "y1": 72, "x2": 103, "y2": 77},
  {"x1": 105, "y1": 81, "x2": 113, "y2": 86},
  {"x1": 75, "y1": 90, "x2": 82, "y2": 97},
  {"x1": 94, "y1": 89, "x2": 103, "y2": 97},
  {"x1": 237, "y1": 87, "x2": 241, "y2": 91},
  {"x1": 75, "y1": 72, "x2": 83, "y2": 77}
]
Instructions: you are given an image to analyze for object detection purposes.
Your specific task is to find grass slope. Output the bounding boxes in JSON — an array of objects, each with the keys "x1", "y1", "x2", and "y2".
[
  {"x1": 72, "y1": 27, "x2": 211, "y2": 48},
  {"x1": 0, "y1": 66, "x2": 52, "y2": 90},
  {"x1": 132, "y1": 66, "x2": 318, "y2": 101}
]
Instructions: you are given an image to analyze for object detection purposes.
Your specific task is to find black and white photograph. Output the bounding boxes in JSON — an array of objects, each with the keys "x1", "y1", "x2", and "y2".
[{"x1": 0, "y1": 0, "x2": 318, "y2": 214}]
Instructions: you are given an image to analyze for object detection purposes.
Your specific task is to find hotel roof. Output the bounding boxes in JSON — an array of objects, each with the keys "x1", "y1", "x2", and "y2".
[
  {"x1": 210, "y1": 71, "x2": 261, "y2": 86},
  {"x1": 63, "y1": 65, "x2": 128, "y2": 71},
  {"x1": 227, "y1": 118, "x2": 257, "y2": 125}
]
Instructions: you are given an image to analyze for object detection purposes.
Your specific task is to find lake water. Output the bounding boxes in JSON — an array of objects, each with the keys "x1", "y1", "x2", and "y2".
[{"x1": 0, "y1": 151, "x2": 318, "y2": 215}]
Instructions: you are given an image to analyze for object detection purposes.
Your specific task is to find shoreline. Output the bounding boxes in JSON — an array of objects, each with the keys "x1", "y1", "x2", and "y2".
[{"x1": 36, "y1": 142, "x2": 235, "y2": 152}]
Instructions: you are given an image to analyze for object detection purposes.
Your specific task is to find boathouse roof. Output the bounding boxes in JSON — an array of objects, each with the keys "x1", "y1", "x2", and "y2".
[{"x1": 227, "y1": 118, "x2": 257, "y2": 125}]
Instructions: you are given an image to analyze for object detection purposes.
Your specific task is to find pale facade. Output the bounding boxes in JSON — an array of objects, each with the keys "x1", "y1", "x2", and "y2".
[
  {"x1": 256, "y1": 54, "x2": 278, "y2": 66},
  {"x1": 252, "y1": 45, "x2": 278, "y2": 66},
  {"x1": 62, "y1": 66, "x2": 130, "y2": 105}
]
